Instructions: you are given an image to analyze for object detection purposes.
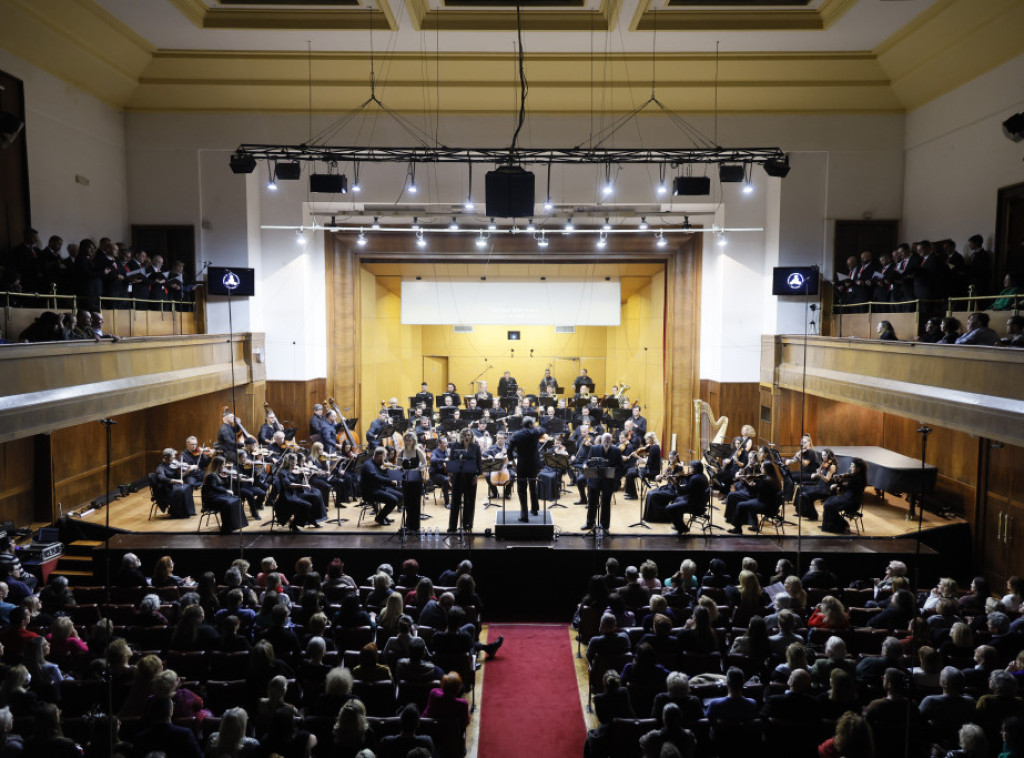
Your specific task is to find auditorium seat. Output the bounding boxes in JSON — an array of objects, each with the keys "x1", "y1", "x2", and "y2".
[
  {"x1": 397, "y1": 678, "x2": 440, "y2": 711},
  {"x1": 610, "y1": 718, "x2": 659, "y2": 758},
  {"x1": 352, "y1": 678, "x2": 398, "y2": 717}
]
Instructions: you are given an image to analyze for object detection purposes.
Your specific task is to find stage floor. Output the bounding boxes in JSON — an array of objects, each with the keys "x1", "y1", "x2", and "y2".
[{"x1": 74, "y1": 483, "x2": 962, "y2": 541}]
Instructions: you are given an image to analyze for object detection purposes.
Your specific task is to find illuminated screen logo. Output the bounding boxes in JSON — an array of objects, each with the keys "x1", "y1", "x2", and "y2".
[
  {"x1": 786, "y1": 272, "x2": 806, "y2": 290},
  {"x1": 221, "y1": 271, "x2": 240, "y2": 291}
]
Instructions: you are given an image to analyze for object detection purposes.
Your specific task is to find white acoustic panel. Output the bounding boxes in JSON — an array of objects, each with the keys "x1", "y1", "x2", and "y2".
[{"x1": 401, "y1": 281, "x2": 621, "y2": 326}]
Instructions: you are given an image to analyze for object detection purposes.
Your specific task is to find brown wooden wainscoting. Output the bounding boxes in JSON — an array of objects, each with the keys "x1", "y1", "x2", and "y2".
[
  {"x1": 0, "y1": 437, "x2": 37, "y2": 525},
  {"x1": 700, "y1": 380, "x2": 760, "y2": 444},
  {"x1": 266, "y1": 379, "x2": 328, "y2": 445}
]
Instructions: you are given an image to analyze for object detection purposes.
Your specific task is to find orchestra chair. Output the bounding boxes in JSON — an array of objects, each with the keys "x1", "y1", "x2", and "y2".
[
  {"x1": 757, "y1": 496, "x2": 788, "y2": 538},
  {"x1": 196, "y1": 494, "x2": 222, "y2": 534},
  {"x1": 147, "y1": 473, "x2": 167, "y2": 520},
  {"x1": 610, "y1": 718, "x2": 659, "y2": 758},
  {"x1": 355, "y1": 498, "x2": 379, "y2": 527},
  {"x1": 842, "y1": 505, "x2": 866, "y2": 535},
  {"x1": 433, "y1": 650, "x2": 479, "y2": 712}
]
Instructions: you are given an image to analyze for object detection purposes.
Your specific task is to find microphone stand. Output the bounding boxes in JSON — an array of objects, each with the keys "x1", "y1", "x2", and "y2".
[{"x1": 912, "y1": 425, "x2": 932, "y2": 595}]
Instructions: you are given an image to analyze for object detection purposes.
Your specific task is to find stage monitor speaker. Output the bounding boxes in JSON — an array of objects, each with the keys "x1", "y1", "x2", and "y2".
[
  {"x1": 485, "y1": 166, "x2": 535, "y2": 218},
  {"x1": 673, "y1": 176, "x2": 711, "y2": 196},
  {"x1": 309, "y1": 173, "x2": 348, "y2": 194}
]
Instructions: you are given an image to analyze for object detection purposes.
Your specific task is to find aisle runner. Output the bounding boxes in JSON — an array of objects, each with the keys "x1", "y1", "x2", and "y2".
[{"x1": 476, "y1": 624, "x2": 587, "y2": 757}]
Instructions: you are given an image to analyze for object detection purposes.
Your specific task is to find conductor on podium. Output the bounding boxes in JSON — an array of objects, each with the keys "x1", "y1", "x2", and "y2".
[
  {"x1": 584, "y1": 432, "x2": 624, "y2": 531},
  {"x1": 508, "y1": 417, "x2": 542, "y2": 522}
]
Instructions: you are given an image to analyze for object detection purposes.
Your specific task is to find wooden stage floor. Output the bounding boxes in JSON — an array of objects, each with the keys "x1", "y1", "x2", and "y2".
[{"x1": 76, "y1": 483, "x2": 961, "y2": 543}]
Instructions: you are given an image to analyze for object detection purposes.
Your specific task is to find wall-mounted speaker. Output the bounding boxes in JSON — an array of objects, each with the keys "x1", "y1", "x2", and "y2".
[{"x1": 485, "y1": 166, "x2": 535, "y2": 218}]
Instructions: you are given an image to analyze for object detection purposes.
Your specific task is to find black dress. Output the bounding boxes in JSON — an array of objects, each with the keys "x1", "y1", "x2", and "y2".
[{"x1": 202, "y1": 472, "x2": 248, "y2": 533}]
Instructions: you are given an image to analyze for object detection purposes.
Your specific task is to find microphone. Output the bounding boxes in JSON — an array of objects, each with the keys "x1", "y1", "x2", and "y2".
[{"x1": 98, "y1": 418, "x2": 117, "y2": 425}]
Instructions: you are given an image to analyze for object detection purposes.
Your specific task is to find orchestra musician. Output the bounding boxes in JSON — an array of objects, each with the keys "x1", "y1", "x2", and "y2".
[
  {"x1": 429, "y1": 435, "x2": 452, "y2": 508},
  {"x1": 275, "y1": 452, "x2": 318, "y2": 532},
  {"x1": 471, "y1": 419, "x2": 492, "y2": 448},
  {"x1": 237, "y1": 444, "x2": 268, "y2": 519},
  {"x1": 539, "y1": 367, "x2": 558, "y2": 396},
  {"x1": 726, "y1": 445, "x2": 784, "y2": 534},
  {"x1": 665, "y1": 459, "x2": 711, "y2": 535},
  {"x1": 489, "y1": 397, "x2": 507, "y2": 420},
  {"x1": 215, "y1": 410, "x2": 244, "y2": 463},
  {"x1": 785, "y1": 434, "x2": 821, "y2": 485},
  {"x1": 624, "y1": 432, "x2": 662, "y2": 500},
  {"x1": 518, "y1": 397, "x2": 537, "y2": 418},
  {"x1": 821, "y1": 458, "x2": 868, "y2": 534},
  {"x1": 583, "y1": 432, "x2": 624, "y2": 532},
  {"x1": 397, "y1": 431, "x2": 428, "y2": 532},
  {"x1": 259, "y1": 411, "x2": 294, "y2": 445},
  {"x1": 448, "y1": 428, "x2": 483, "y2": 533},
  {"x1": 572, "y1": 368, "x2": 595, "y2": 396},
  {"x1": 483, "y1": 432, "x2": 515, "y2": 501},
  {"x1": 362, "y1": 447, "x2": 401, "y2": 527},
  {"x1": 321, "y1": 411, "x2": 342, "y2": 452},
  {"x1": 795, "y1": 449, "x2": 839, "y2": 521},
  {"x1": 570, "y1": 424, "x2": 593, "y2": 504},
  {"x1": 365, "y1": 410, "x2": 392, "y2": 449},
  {"x1": 642, "y1": 449, "x2": 683, "y2": 522},
  {"x1": 539, "y1": 405, "x2": 560, "y2": 431},
  {"x1": 723, "y1": 445, "x2": 767, "y2": 521},
  {"x1": 712, "y1": 436, "x2": 747, "y2": 495},
  {"x1": 414, "y1": 382, "x2": 434, "y2": 412},
  {"x1": 473, "y1": 381, "x2": 494, "y2": 407},
  {"x1": 306, "y1": 442, "x2": 340, "y2": 508},
  {"x1": 386, "y1": 397, "x2": 405, "y2": 417},
  {"x1": 309, "y1": 403, "x2": 328, "y2": 441},
  {"x1": 630, "y1": 405, "x2": 647, "y2": 437},
  {"x1": 269, "y1": 431, "x2": 290, "y2": 460},
  {"x1": 497, "y1": 371, "x2": 518, "y2": 398},
  {"x1": 180, "y1": 437, "x2": 212, "y2": 487},
  {"x1": 152, "y1": 448, "x2": 196, "y2": 518},
  {"x1": 414, "y1": 416, "x2": 435, "y2": 444},
  {"x1": 587, "y1": 396, "x2": 604, "y2": 426},
  {"x1": 508, "y1": 417, "x2": 542, "y2": 521},
  {"x1": 442, "y1": 383, "x2": 461, "y2": 408},
  {"x1": 202, "y1": 456, "x2": 249, "y2": 534}
]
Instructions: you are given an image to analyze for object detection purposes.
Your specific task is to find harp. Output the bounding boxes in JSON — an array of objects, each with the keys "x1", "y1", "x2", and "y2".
[{"x1": 693, "y1": 399, "x2": 729, "y2": 464}]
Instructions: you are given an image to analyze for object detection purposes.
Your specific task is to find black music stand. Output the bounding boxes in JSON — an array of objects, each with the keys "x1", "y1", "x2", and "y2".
[
  {"x1": 542, "y1": 452, "x2": 570, "y2": 508},
  {"x1": 387, "y1": 466, "x2": 422, "y2": 546},
  {"x1": 628, "y1": 468, "x2": 652, "y2": 530},
  {"x1": 506, "y1": 416, "x2": 523, "y2": 432},
  {"x1": 583, "y1": 463, "x2": 615, "y2": 542},
  {"x1": 538, "y1": 396, "x2": 557, "y2": 411},
  {"x1": 444, "y1": 456, "x2": 477, "y2": 544},
  {"x1": 324, "y1": 455, "x2": 351, "y2": 526},
  {"x1": 481, "y1": 458, "x2": 507, "y2": 510}
]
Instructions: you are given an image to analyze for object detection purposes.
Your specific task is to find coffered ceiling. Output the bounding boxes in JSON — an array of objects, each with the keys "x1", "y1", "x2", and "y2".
[{"x1": 0, "y1": 0, "x2": 1022, "y2": 114}]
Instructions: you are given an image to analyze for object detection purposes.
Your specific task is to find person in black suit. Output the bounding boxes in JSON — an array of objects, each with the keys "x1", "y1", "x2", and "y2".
[
  {"x1": 215, "y1": 410, "x2": 243, "y2": 463},
  {"x1": 913, "y1": 240, "x2": 946, "y2": 315},
  {"x1": 497, "y1": 371, "x2": 518, "y2": 398},
  {"x1": 573, "y1": 368, "x2": 595, "y2": 395},
  {"x1": 509, "y1": 417, "x2": 542, "y2": 521},
  {"x1": 201, "y1": 456, "x2": 249, "y2": 534},
  {"x1": 539, "y1": 367, "x2": 558, "y2": 396},
  {"x1": 448, "y1": 428, "x2": 482, "y2": 532},
  {"x1": 365, "y1": 409, "x2": 391, "y2": 449},
  {"x1": 665, "y1": 460, "x2": 710, "y2": 535},
  {"x1": 584, "y1": 433, "x2": 624, "y2": 531},
  {"x1": 361, "y1": 447, "x2": 401, "y2": 526},
  {"x1": 630, "y1": 405, "x2": 647, "y2": 437},
  {"x1": 132, "y1": 696, "x2": 202, "y2": 758}
]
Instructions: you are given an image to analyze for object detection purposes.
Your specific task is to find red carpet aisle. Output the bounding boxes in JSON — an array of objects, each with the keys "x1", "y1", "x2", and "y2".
[{"x1": 476, "y1": 623, "x2": 587, "y2": 757}]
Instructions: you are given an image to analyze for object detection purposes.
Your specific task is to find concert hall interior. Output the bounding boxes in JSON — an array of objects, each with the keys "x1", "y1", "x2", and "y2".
[{"x1": 1, "y1": 0, "x2": 1024, "y2": 659}]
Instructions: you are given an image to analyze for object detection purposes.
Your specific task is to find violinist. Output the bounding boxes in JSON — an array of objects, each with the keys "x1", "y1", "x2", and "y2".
[
  {"x1": 429, "y1": 435, "x2": 452, "y2": 507},
  {"x1": 397, "y1": 431, "x2": 428, "y2": 532},
  {"x1": 236, "y1": 447, "x2": 268, "y2": 519},
  {"x1": 624, "y1": 432, "x2": 662, "y2": 500},
  {"x1": 821, "y1": 458, "x2": 868, "y2": 534},
  {"x1": 275, "y1": 452, "x2": 318, "y2": 532},
  {"x1": 307, "y1": 442, "x2": 341, "y2": 508},
  {"x1": 795, "y1": 448, "x2": 838, "y2": 521},
  {"x1": 202, "y1": 456, "x2": 249, "y2": 534},
  {"x1": 643, "y1": 449, "x2": 682, "y2": 522},
  {"x1": 712, "y1": 437, "x2": 746, "y2": 495},
  {"x1": 665, "y1": 459, "x2": 711, "y2": 535},
  {"x1": 448, "y1": 428, "x2": 482, "y2": 533},
  {"x1": 472, "y1": 419, "x2": 492, "y2": 447},
  {"x1": 570, "y1": 424, "x2": 594, "y2": 504},
  {"x1": 269, "y1": 431, "x2": 290, "y2": 461},
  {"x1": 180, "y1": 437, "x2": 212, "y2": 487},
  {"x1": 726, "y1": 446, "x2": 784, "y2": 534},
  {"x1": 153, "y1": 448, "x2": 196, "y2": 519},
  {"x1": 723, "y1": 445, "x2": 766, "y2": 522},
  {"x1": 365, "y1": 410, "x2": 392, "y2": 449},
  {"x1": 483, "y1": 432, "x2": 515, "y2": 501},
  {"x1": 508, "y1": 417, "x2": 543, "y2": 521},
  {"x1": 785, "y1": 434, "x2": 821, "y2": 485},
  {"x1": 332, "y1": 439, "x2": 360, "y2": 503},
  {"x1": 215, "y1": 410, "x2": 244, "y2": 463}
]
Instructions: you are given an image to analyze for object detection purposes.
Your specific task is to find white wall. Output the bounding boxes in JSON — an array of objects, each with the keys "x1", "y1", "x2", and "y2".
[
  {"x1": 903, "y1": 53, "x2": 1024, "y2": 248},
  {"x1": 0, "y1": 50, "x2": 127, "y2": 244}
]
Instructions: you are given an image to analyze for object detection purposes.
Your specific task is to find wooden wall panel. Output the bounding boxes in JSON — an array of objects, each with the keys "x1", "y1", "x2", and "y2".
[
  {"x1": 326, "y1": 237, "x2": 359, "y2": 423},
  {"x1": 808, "y1": 396, "x2": 884, "y2": 448},
  {"x1": 700, "y1": 381, "x2": 760, "y2": 447},
  {"x1": 266, "y1": 379, "x2": 328, "y2": 443},
  {"x1": 51, "y1": 417, "x2": 146, "y2": 513},
  {"x1": 0, "y1": 438, "x2": 36, "y2": 525}
]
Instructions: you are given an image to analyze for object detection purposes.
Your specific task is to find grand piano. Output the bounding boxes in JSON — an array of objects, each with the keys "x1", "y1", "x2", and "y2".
[{"x1": 831, "y1": 446, "x2": 939, "y2": 519}]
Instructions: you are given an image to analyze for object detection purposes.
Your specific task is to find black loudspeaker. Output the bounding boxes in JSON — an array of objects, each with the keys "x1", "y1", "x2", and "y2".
[
  {"x1": 1004, "y1": 112, "x2": 1024, "y2": 142},
  {"x1": 485, "y1": 166, "x2": 535, "y2": 218},
  {"x1": 673, "y1": 176, "x2": 711, "y2": 196},
  {"x1": 309, "y1": 174, "x2": 348, "y2": 194},
  {"x1": 274, "y1": 161, "x2": 302, "y2": 181},
  {"x1": 718, "y1": 164, "x2": 745, "y2": 183}
]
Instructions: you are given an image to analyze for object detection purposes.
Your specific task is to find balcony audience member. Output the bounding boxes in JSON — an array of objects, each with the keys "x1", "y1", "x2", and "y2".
[
  {"x1": 937, "y1": 317, "x2": 963, "y2": 344},
  {"x1": 1001, "y1": 316, "x2": 1024, "y2": 348},
  {"x1": 955, "y1": 312, "x2": 1000, "y2": 346},
  {"x1": 876, "y1": 320, "x2": 898, "y2": 341},
  {"x1": 991, "y1": 273, "x2": 1023, "y2": 310},
  {"x1": 920, "y1": 316, "x2": 943, "y2": 343}
]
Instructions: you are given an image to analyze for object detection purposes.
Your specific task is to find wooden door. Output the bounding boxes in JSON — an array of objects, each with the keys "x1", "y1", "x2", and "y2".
[
  {"x1": 995, "y1": 182, "x2": 1024, "y2": 286},
  {"x1": 422, "y1": 356, "x2": 448, "y2": 398},
  {"x1": 979, "y1": 439, "x2": 1024, "y2": 587}
]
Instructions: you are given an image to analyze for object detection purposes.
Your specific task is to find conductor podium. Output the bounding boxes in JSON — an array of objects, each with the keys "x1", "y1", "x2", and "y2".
[{"x1": 494, "y1": 509, "x2": 555, "y2": 541}]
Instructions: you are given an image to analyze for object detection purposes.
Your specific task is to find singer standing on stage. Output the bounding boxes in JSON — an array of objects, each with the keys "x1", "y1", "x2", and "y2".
[
  {"x1": 449, "y1": 428, "x2": 483, "y2": 533},
  {"x1": 584, "y1": 433, "x2": 624, "y2": 531},
  {"x1": 508, "y1": 417, "x2": 542, "y2": 522}
]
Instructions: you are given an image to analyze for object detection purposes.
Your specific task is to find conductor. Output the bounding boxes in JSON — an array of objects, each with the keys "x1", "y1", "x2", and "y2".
[
  {"x1": 583, "y1": 432, "x2": 624, "y2": 532},
  {"x1": 508, "y1": 417, "x2": 543, "y2": 522}
]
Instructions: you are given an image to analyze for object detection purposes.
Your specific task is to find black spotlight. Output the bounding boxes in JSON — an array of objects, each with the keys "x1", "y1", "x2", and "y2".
[
  {"x1": 275, "y1": 161, "x2": 302, "y2": 181},
  {"x1": 229, "y1": 150, "x2": 257, "y2": 174},
  {"x1": 1003, "y1": 112, "x2": 1024, "y2": 142},
  {"x1": 309, "y1": 174, "x2": 348, "y2": 194},
  {"x1": 718, "y1": 164, "x2": 745, "y2": 183},
  {"x1": 0, "y1": 110, "x2": 25, "y2": 150},
  {"x1": 673, "y1": 176, "x2": 711, "y2": 196},
  {"x1": 763, "y1": 155, "x2": 791, "y2": 178}
]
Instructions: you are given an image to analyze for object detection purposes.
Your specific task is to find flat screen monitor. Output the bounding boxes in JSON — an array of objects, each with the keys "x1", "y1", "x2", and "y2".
[
  {"x1": 772, "y1": 266, "x2": 819, "y2": 296},
  {"x1": 207, "y1": 266, "x2": 256, "y2": 297}
]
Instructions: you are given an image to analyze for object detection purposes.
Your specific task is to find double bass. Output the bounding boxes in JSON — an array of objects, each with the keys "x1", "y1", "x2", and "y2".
[
  {"x1": 327, "y1": 396, "x2": 362, "y2": 451},
  {"x1": 224, "y1": 405, "x2": 256, "y2": 445}
]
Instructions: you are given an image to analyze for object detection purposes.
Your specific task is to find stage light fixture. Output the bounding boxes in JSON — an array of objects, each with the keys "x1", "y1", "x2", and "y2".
[
  {"x1": 371, "y1": 216, "x2": 381, "y2": 230},
  {"x1": 596, "y1": 232, "x2": 607, "y2": 249},
  {"x1": 537, "y1": 232, "x2": 549, "y2": 248},
  {"x1": 416, "y1": 231, "x2": 427, "y2": 248},
  {"x1": 411, "y1": 217, "x2": 420, "y2": 230},
  {"x1": 229, "y1": 151, "x2": 257, "y2": 174},
  {"x1": 449, "y1": 217, "x2": 459, "y2": 230},
  {"x1": 602, "y1": 163, "x2": 614, "y2": 196},
  {"x1": 488, "y1": 218, "x2": 497, "y2": 231},
  {"x1": 656, "y1": 231, "x2": 667, "y2": 248},
  {"x1": 563, "y1": 216, "x2": 574, "y2": 234},
  {"x1": 356, "y1": 229, "x2": 367, "y2": 247},
  {"x1": 718, "y1": 164, "x2": 745, "y2": 183},
  {"x1": 639, "y1": 217, "x2": 649, "y2": 230},
  {"x1": 656, "y1": 164, "x2": 668, "y2": 196},
  {"x1": 544, "y1": 159, "x2": 554, "y2": 211},
  {"x1": 763, "y1": 155, "x2": 791, "y2": 178},
  {"x1": 407, "y1": 163, "x2": 418, "y2": 194},
  {"x1": 717, "y1": 232, "x2": 728, "y2": 247},
  {"x1": 351, "y1": 162, "x2": 362, "y2": 193},
  {"x1": 275, "y1": 161, "x2": 302, "y2": 181},
  {"x1": 296, "y1": 230, "x2": 307, "y2": 245},
  {"x1": 265, "y1": 163, "x2": 278, "y2": 191},
  {"x1": 741, "y1": 164, "x2": 754, "y2": 195},
  {"x1": 1004, "y1": 112, "x2": 1024, "y2": 142},
  {"x1": 475, "y1": 233, "x2": 488, "y2": 249},
  {"x1": 526, "y1": 219, "x2": 536, "y2": 232},
  {"x1": 465, "y1": 161, "x2": 474, "y2": 209},
  {"x1": 602, "y1": 217, "x2": 612, "y2": 231}
]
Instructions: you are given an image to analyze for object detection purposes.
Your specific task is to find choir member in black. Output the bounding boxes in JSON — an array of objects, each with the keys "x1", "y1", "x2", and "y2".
[
  {"x1": 665, "y1": 460, "x2": 711, "y2": 534},
  {"x1": 145, "y1": 253, "x2": 168, "y2": 310},
  {"x1": 397, "y1": 432, "x2": 428, "y2": 532},
  {"x1": 539, "y1": 368, "x2": 558, "y2": 396},
  {"x1": 125, "y1": 249, "x2": 150, "y2": 302},
  {"x1": 180, "y1": 437, "x2": 212, "y2": 487},
  {"x1": 784, "y1": 434, "x2": 820, "y2": 485},
  {"x1": 365, "y1": 410, "x2": 391, "y2": 449},
  {"x1": 215, "y1": 410, "x2": 243, "y2": 463},
  {"x1": 202, "y1": 456, "x2": 249, "y2": 534},
  {"x1": 237, "y1": 450, "x2": 268, "y2": 519},
  {"x1": 361, "y1": 447, "x2": 401, "y2": 526},
  {"x1": 630, "y1": 405, "x2": 647, "y2": 437},
  {"x1": 726, "y1": 447, "x2": 783, "y2": 534},
  {"x1": 153, "y1": 448, "x2": 196, "y2": 518},
  {"x1": 624, "y1": 432, "x2": 662, "y2": 499},
  {"x1": 166, "y1": 260, "x2": 192, "y2": 307},
  {"x1": 508, "y1": 418, "x2": 543, "y2": 521},
  {"x1": 429, "y1": 435, "x2": 452, "y2": 507},
  {"x1": 448, "y1": 428, "x2": 482, "y2": 533},
  {"x1": 497, "y1": 371, "x2": 518, "y2": 398},
  {"x1": 277, "y1": 452, "x2": 322, "y2": 532},
  {"x1": 309, "y1": 403, "x2": 328, "y2": 441},
  {"x1": 794, "y1": 448, "x2": 838, "y2": 520},
  {"x1": 643, "y1": 450, "x2": 682, "y2": 521},
  {"x1": 573, "y1": 368, "x2": 595, "y2": 396},
  {"x1": 583, "y1": 433, "x2": 624, "y2": 531},
  {"x1": 571, "y1": 426, "x2": 594, "y2": 504},
  {"x1": 821, "y1": 458, "x2": 868, "y2": 534},
  {"x1": 484, "y1": 432, "x2": 515, "y2": 501}
]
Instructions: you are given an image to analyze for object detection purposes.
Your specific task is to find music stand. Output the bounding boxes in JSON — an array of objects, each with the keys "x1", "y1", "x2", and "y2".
[
  {"x1": 386, "y1": 408, "x2": 404, "y2": 423},
  {"x1": 464, "y1": 408, "x2": 484, "y2": 422},
  {"x1": 387, "y1": 466, "x2": 422, "y2": 546},
  {"x1": 444, "y1": 456, "x2": 477, "y2": 544},
  {"x1": 538, "y1": 396, "x2": 557, "y2": 411},
  {"x1": 506, "y1": 416, "x2": 523, "y2": 432},
  {"x1": 481, "y1": 458, "x2": 507, "y2": 510},
  {"x1": 325, "y1": 457, "x2": 351, "y2": 527},
  {"x1": 628, "y1": 473, "x2": 652, "y2": 530},
  {"x1": 583, "y1": 462, "x2": 615, "y2": 542},
  {"x1": 542, "y1": 452, "x2": 570, "y2": 508}
]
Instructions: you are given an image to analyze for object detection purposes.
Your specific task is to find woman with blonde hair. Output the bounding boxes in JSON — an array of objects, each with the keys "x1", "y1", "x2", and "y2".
[
  {"x1": 784, "y1": 575, "x2": 808, "y2": 612},
  {"x1": 206, "y1": 706, "x2": 260, "y2": 757},
  {"x1": 923, "y1": 577, "x2": 959, "y2": 613},
  {"x1": 152, "y1": 668, "x2": 210, "y2": 723},
  {"x1": 331, "y1": 698, "x2": 375, "y2": 756},
  {"x1": 119, "y1": 653, "x2": 163, "y2": 719},
  {"x1": 808, "y1": 595, "x2": 849, "y2": 630},
  {"x1": 47, "y1": 615, "x2": 88, "y2": 656}
]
